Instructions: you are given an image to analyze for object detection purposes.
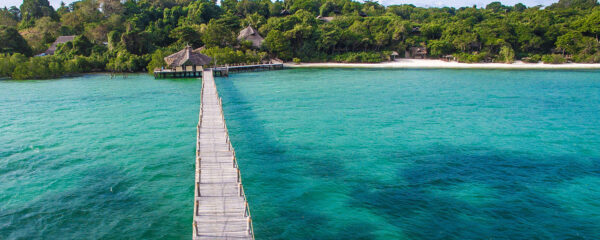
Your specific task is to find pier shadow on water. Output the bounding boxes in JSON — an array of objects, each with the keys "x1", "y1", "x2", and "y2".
[{"x1": 216, "y1": 75, "x2": 369, "y2": 239}]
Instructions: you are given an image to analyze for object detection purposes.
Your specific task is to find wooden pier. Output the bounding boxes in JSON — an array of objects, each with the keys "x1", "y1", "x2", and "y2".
[
  {"x1": 213, "y1": 63, "x2": 284, "y2": 77},
  {"x1": 194, "y1": 69, "x2": 253, "y2": 240},
  {"x1": 154, "y1": 66, "x2": 204, "y2": 78},
  {"x1": 154, "y1": 63, "x2": 284, "y2": 78}
]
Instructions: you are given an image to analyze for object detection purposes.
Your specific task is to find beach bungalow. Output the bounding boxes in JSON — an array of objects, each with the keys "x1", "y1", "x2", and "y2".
[
  {"x1": 390, "y1": 51, "x2": 400, "y2": 60},
  {"x1": 43, "y1": 35, "x2": 75, "y2": 55},
  {"x1": 406, "y1": 46, "x2": 428, "y2": 59},
  {"x1": 442, "y1": 55, "x2": 456, "y2": 61},
  {"x1": 238, "y1": 26, "x2": 264, "y2": 48}
]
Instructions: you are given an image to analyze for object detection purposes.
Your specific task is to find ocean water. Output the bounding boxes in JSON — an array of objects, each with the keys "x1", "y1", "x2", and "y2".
[{"x1": 1, "y1": 69, "x2": 600, "y2": 239}]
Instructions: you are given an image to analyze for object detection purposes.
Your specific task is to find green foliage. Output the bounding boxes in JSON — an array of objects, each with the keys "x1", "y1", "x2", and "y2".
[
  {"x1": 0, "y1": 7, "x2": 20, "y2": 27},
  {"x1": 265, "y1": 29, "x2": 292, "y2": 60},
  {"x1": 293, "y1": 57, "x2": 301, "y2": 63},
  {"x1": 428, "y1": 40, "x2": 453, "y2": 57},
  {"x1": 542, "y1": 54, "x2": 567, "y2": 64},
  {"x1": 499, "y1": 45, "x2": 515, "y2": 63},
  {"x1": 2, "y1": 0, "x2": 600, "y2": 79},
  {"x1": 456, "y1": 52, "x2": 490, "y2": 63},
  {"x1": 0, "y1": 53, "x2": 27, "y2": 77},
  {"x1": 0, "y1": 26, "x2": 33, "y2": 56},
  {"x1": 169, "y1": 25, "x2": 203, "y2": 47},
  {"x1": 202, "y1": 15, "x2": 240, "y2": 47},
  {"x1": 11, "y1": 55, "x2": 64, "y2": 79},
  {"x1": 146, "y1": 49, "x2": 172, "y2": 73},
  {"x1": 523, "y1": 54, "x2": 542, "y2": 63},
  {"x1": 332, "y1": 51, "x2": 386, "y2": 63},
  {"x1": 200, "y1": 46, "x2": 263, "y2": 65},
  {"x1": 547, "y1": 0, "x2": 599, "y2": 10},
  {"x1": 186, "y1": 0, "x2": 222, "y2": 24},
  {"x1": 19, "y1": 0, "x2": 58, "y2": 28},
  {"x1": 107, "y1": 50, "x2": 148, "y2": 72},
  {"x1": 121, "y1": 31, "x2": 154, "y2": 55},
  {"x1": 556, "y1": 31, "x2": 584, "y2": 55}
]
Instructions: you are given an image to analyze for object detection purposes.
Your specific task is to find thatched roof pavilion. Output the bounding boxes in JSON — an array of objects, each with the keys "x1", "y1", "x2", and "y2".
[
  {"x1": 164, "y1": 46, "x2": 211, "y2": 68},
  {"x1": 237, "y1": 26, "x2": 264, "y2": 48},
  {"x1": 193, "y1": 46, "x2": 206, "y2": 53}
]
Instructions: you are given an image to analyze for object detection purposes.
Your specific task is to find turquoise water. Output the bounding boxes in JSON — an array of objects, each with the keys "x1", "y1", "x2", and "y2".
[{"x1": 1, "y1": 69, "x2": 600, "y2": 239}]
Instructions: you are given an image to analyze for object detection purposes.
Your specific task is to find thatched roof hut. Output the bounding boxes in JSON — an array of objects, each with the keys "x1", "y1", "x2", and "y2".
[
  {"x1": 44, "y1": 35, "x2": 75, "y2": 55},
  {"x1": 406, "y1": 46, "x2": 427, "y2": 59},
  {"x1": 238, "y1": 26, "x2": 264, "y2": 48},
  {"x1": 193, "y1": 46, "x2": 206, "y2": 53},
  {"x1": 164, "y1": 46, "x2": 211, "y2": 68}
]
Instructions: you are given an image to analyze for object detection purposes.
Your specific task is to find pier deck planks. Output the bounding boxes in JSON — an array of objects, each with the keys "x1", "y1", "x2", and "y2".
[{"x1": 194, "y1": 70, "x2": 253, "y2": 240}]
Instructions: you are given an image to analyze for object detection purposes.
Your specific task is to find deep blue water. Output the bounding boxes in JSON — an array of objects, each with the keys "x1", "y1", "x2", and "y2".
[{"x1": 1, "y1": 69, "x2": 600, "y2": 239}]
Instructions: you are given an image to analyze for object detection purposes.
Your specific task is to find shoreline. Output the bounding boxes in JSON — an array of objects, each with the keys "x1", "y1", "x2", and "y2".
[{"x1": 285, "y1": 59, "x2": 600, "y2": 69}]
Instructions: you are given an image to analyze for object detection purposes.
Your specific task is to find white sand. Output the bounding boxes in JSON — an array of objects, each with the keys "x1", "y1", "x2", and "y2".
[{"x1": 285, "y1": 59, "x2": 600, "y2": 69}]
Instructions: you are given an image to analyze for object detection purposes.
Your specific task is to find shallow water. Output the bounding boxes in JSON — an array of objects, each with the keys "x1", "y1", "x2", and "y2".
[{"x1": 1, "y1": 69, "x2": 600, "y2": 239}]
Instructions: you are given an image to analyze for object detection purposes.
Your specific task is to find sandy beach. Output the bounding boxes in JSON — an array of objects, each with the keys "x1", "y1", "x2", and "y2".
[{"x1": 285, "y1": 59, "x2": 600, "y2": 69}]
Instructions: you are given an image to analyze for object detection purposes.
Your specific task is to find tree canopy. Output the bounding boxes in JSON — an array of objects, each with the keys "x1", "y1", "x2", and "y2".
[{"x1": 1, "y1": 0, "x2": 600, "y2": 79}]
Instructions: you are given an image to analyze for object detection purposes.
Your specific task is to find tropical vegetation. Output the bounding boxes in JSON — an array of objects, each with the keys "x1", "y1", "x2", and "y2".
[{"x1": 1, "y1": 0, "x2": 600, "y2": 79}]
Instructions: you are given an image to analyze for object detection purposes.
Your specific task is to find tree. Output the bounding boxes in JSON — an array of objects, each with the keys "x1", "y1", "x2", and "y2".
[
  {"x1": 0, "y1": 7, "x2": 19, "y2": 27},
  {"x1": 547, "y1": 0, "x2": 599, "y2": 9},
  {"x1": 556, "y1": 31, "x2": 583, "y2": 55},
  {"x1": 584, "y1": 9, "x2": 600, "y2": 42},
  {"x1": 0, "y1": 26, "x2": 32, "y2": 56},
  {"x1": 121, "y1": 31, "x2": 154, "y2": 55},
  {"x1": 186, "y1": 0, "x2": 223, "y2": 24},
  {"x1": 427, "y1": 40, "x2": 453, "y2": 57},
  {"x1": 146, "y1": 49, "x2": 171, "y2": 73},
  {"x1": 514, "y1": 3, "x2": 527, "y2": 12},
  {"x1": 499, "y1": 45, "x2": 515, "y2": 63},
  {"x1": 170, "y1": 25, "x2": 203, "y2": 47},
  {"x1": 265, "y1": 29, "x2": 292, "y2": 59},
  {"x1": 99, "y1": 0, "x2": 123, "y2": 17},
  {"x1": 19, "y1": 0, "x2": 58, "y2": 25},
  {"x1": 201, "y1": 16, "x2": 239, "y2": 47},
  {"x1": 242, "y1": 13, "x2": 267, "y2": 29}
]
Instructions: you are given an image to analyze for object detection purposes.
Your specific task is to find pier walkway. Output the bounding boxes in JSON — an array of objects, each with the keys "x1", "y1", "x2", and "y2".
[{"x1": 194, "y1": 69, "x2": 253, "y2": 239}]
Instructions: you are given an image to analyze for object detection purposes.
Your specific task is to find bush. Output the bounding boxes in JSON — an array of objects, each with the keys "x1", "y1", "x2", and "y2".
[
  {"x1": 571, "y1": 53, "x2": 600, "y2": 63},
  {"x1": 11, "y1": 55, "x2": 65, "y2": 79},
  {"x1": 293, "y1": 57, "x2": 301, "y2": 63},
  {"x1": 499, "y1": 46, "x2": 515, "y2": 63},
  {"x1": 332, "y1": 52, "x2": 386, "y2": 63},
  {"x1": 107, "y1": 50, "x2": 148, "y2": 72},
  {"x1": 522, "y1": 54, "x2": 541, "y2": 63},
  {"x1": 0, "y1": 53, "x2": 27, "y2": 77},
  {"x1": 147, "y1": 49, "x2": 172, "y2": 73},
  {"x1": 456, "y1": 52, "x2": 489, "y2": 63},
  {"x1": 200, "y1": 47, "x2": 264, "y2": 65},
  {"x1": 541, "y1": 54, "x2": 566, "y2": 64}
]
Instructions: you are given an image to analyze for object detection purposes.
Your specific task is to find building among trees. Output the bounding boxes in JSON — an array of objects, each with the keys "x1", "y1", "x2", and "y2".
[
  {"x1": 406, "y1": 46, "x2": 428, "y2": 59},
  {"x1": 237, "y1": 26, "x2": 264, "y2": 49},
  {"x1": 43, "y1": 36, "x2": 75, "y2": 55}
]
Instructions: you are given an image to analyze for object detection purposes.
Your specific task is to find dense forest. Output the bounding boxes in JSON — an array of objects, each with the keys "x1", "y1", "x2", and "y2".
[{"x1": 1, "y1": 0, "x2": 599, "y2": 79}]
